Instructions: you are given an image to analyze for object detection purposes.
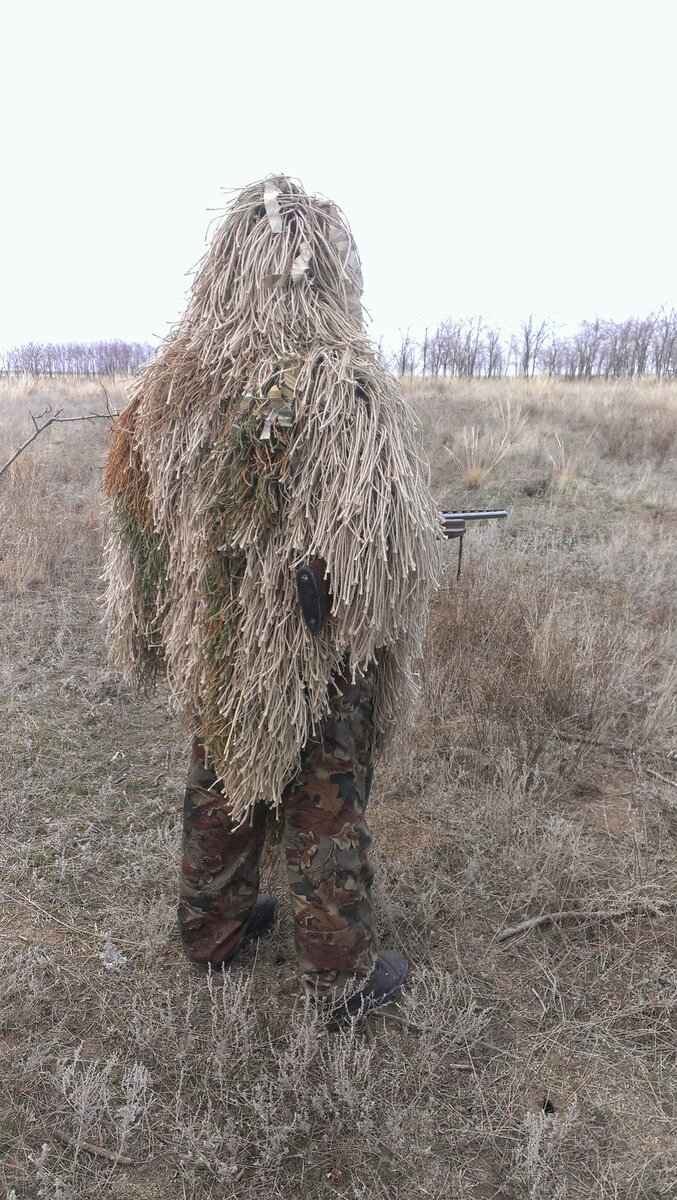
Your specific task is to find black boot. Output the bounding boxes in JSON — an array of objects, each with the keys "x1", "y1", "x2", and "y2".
[
  {"x1": 201, "y1": 893, "x2": 276, "y2": 973},
  {"x1": 326, "y1": 950, "x2": 409, "y2": 1029},
  {"x1": 243, "y1": 893, "x2": 277, "y2": 942}
]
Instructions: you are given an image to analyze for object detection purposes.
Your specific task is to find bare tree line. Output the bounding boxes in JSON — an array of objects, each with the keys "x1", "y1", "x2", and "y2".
[
  {"x1": 4, "y1": 313, "x2": 677, "y2": 381},
  {"x1": 389, "y1": 310, "x2": 677, "y2": 379},
  {"x1": 2, "y1": 340, "x2": 156, "y2": 376}
]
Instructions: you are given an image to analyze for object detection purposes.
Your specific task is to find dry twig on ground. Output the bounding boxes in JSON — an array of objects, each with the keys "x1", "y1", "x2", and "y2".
[
  {"x1": 50, "y1": 1128, "x2": 136, "y2": 1167},
  {"x1": 497, "y1": 898, "x2": 677, "y2": 943}
]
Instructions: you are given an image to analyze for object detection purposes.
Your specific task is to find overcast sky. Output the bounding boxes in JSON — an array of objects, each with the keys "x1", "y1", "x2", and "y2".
[{"x1": 1, "y1": 0, "x2": 675, "y2": 355}]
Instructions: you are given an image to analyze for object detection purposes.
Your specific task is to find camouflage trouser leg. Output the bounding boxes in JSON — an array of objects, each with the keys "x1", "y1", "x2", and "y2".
[
  {"x1": 178, "y1": 663, "x2": 379, "y2": 988},
  {"x1": 178, "y1": 737, "x2": 267, "y2": 966},
  {"x1": 281, "y1": 662, "x2": 379, "y2": 995}
]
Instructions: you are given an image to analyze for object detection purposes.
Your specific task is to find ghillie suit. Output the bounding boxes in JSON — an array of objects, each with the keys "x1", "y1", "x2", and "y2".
[{"x1": 102, "y1": 176, "x2": 441, "y2": 827}]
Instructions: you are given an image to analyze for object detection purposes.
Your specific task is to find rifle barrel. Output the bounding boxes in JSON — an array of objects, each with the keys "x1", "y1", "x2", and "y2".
[{"x1": 440, "y1": 510, "x2": 508, "y2": 521}]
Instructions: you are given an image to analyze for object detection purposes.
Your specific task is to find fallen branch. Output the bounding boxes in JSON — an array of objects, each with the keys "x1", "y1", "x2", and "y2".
[
  {"x1": 5, "y1": 891, "x2": 103, "y2": 937},
  {"x1": 497, "y1": 898, "x2": 677, "y2": 944},
  {"x1": 51, "y1": 1128, "x2": 136, "y2": 1166},
  {"x1": 0, "y1": 403, "x2": 117, "y2": 482},
  {"x1": 2, "y1": 890, "x2": 136, "y2": 946},
  {"x1": 646, "y1": 767, "x2": 677, "y2": 789},
  {"x1": 557, "y1": 732, "x2": 676, "y2": 764}
]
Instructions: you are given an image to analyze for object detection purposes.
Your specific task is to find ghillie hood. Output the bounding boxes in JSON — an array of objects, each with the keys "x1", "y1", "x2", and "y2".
[{"x1": 102, "y1": 176, "x2": 441, "y2": 822}]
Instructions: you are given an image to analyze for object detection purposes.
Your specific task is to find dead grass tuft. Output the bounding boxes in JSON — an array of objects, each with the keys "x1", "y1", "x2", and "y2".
[{"x1": 444, "y1": 424, "x2": 518, "y2": 489}]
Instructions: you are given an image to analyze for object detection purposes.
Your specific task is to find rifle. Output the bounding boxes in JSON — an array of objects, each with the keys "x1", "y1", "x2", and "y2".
[
  {"x1": 440, "y1": 509, "x2": 508, "y2": 576},
  {"x1": 296, "y1": 509, "x2": 508, "y2": 634}
]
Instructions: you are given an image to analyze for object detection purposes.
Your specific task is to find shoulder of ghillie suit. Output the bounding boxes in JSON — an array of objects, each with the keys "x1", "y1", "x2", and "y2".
[{"x1": 101, "y1": 174, "x2": 442, "y2": 822}]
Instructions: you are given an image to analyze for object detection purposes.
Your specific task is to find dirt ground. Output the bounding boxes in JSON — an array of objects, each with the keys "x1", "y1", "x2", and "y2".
[{"x1": 0, "y1": 375, "x2": 675, "y2": 1199}]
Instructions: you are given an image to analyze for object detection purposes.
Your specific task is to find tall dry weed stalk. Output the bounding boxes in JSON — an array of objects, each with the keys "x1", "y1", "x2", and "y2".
[
  {"x1": 424, "y1": 554, "x2": 669, "y2": 775},
  {"x1": 0, "y1": 372, "x2": 35, "y2": 406},
  {"x1": 444, "y1": 426, "x2": 514, "y2": 488},
  {"x1": 444, "y1": 397, "x2": 525, "y2": 488},
  {"x1": 545, "y1": 432, "x2": 589, "y2": 493}
]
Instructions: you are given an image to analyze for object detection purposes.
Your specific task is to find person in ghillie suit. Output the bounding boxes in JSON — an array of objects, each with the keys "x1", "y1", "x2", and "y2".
[{"x1": 102, "y1": 176, "x2": 441, "y2": 1022}]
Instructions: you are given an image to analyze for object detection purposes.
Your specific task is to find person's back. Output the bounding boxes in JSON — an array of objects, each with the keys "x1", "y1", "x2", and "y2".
[{"x1": 102, "y1": 175, "x2": 441, "y2": 1022}]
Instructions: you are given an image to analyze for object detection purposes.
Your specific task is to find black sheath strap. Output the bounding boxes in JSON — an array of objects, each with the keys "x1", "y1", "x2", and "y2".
[{"x1": 296, "y1": 565, "x2": 326, "y2": 635}]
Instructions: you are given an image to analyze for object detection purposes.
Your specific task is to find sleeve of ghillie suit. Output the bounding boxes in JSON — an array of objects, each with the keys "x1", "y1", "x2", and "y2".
[
  {"x1": 289, "y1": 369, "x2": 443, "y2": 747},
  {"x1": 101, "y1": 394, "x2": 167, "y2": 682}
]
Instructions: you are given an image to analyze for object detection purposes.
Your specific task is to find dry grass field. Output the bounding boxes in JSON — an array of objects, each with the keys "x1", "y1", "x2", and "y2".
[{"x1": 0, "y1": 374, "x2": 675, "y2": 1199}]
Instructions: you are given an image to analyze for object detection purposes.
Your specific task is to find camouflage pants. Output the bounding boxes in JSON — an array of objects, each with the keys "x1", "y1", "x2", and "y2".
[{"x1": 178, "y1": 663, "x2": 379, "y2": 992}]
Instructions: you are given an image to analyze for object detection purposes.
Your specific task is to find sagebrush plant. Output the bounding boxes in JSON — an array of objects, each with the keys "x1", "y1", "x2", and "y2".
[{"x1": 0, "y1": 376, "x2": 675, "y2": 1199}]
